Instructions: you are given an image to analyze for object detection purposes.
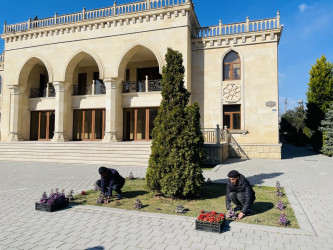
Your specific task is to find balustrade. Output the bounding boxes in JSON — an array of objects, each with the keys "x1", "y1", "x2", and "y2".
[
  {"x1": 73, "y1": 81, "x2": 106, "y2": 96},
  {"x1": 195, "y1": 12, "x2": 280, "y2": 38},
  {"x1": 122, "y1": 79, "x2": 162, "y2": 93},
  {"x1": 201, "y1": 125, "x2": 228, "y2": 144},
  {"x1": 30, "y1": 84, "x2": 56, "y2": 98},
  {"x1": 3, "y1": 0, "x2": 189, "y2": 34}
]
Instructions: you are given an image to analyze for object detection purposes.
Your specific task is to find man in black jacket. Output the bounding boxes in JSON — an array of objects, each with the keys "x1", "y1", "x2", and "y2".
[
  {"x1": 226, "y1": 170, "x2": 256, "y2": 220},
  {"x1": 96, "y1": 166, "x2": 125, "y2": 199}
]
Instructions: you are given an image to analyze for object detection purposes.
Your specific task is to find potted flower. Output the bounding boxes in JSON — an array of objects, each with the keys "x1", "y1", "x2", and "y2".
[
  {"x1": 195, "y1": 210, "x2": 225, "y2": 233},
  {"x1": 35, "y1": 188, "x2": 70, "y2": 212}
]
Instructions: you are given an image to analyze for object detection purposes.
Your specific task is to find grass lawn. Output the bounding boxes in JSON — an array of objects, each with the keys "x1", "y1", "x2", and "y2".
[{"x1": 73, "y1": 178, "x2": 299, "y2": 228}]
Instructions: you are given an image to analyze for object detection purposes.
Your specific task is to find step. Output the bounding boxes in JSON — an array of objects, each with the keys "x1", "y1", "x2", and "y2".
[{"x1": 0, "y1": 141, "x2": 151, "y2": 166}]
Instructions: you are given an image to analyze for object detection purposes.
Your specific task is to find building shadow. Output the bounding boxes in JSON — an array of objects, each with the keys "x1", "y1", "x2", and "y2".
[
  {"x1": 85, "y1": 247, "x2": 104, "y2": 250},
  {"x1": 281, "y1": 143, "x2": 320, "y2": 159},
  {"x1": 214, "y1": 172, "x2": 284, "y2": 186}
]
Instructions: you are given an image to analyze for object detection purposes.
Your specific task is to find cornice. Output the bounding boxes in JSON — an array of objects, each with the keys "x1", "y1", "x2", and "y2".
[{"x1": 1, "y1": 3, "x2": 192, "y2": 44}]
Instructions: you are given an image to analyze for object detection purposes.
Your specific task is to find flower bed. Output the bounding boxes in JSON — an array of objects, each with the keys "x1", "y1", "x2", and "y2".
[{"x1": 195, "y1": 210, "x2": 225, "y2": 233}]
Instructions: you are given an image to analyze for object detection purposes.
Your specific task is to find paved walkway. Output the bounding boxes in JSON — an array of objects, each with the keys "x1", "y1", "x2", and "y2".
[{"x1": 0, "y1": 144, "x2": 332, "y2": 249}]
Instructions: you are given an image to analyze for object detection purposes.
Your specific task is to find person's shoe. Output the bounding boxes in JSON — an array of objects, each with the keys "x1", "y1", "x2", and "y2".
[
  {"x1": 116, "y1": 194, "x2": 122, "y2": 200},
  {"x1": 245, "y1": 208, "x2": 253, "y2": 216}
]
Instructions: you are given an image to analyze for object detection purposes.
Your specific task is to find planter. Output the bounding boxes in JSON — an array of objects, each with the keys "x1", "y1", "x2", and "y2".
[
  {"x1": 35, "y1": 198, "x2": 69, "y2": 212},
  {"x1": 195, "y1": 219, "x2": 225, "y2": 233}
]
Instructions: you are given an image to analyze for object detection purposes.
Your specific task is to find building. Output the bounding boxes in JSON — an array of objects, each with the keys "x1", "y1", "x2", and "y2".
[{"x1": 0, "y1": 0, "x2": 283, "y2": 159}]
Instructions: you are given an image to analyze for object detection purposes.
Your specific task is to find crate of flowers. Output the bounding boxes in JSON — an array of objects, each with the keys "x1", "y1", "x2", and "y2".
[
  {"x1": 195, "y1": 210, "x2": 225, "y2": 233},
  {"x1": 35, "y1": 188, "x2": 69, "y2": 212}
]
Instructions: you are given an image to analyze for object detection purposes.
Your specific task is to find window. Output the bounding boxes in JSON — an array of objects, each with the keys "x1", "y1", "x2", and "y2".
[
  {"x1": 0, "y1": 74, "x2": 2, "y2": 94},
  {"x1": 223, "y1": 51, "x2": 241, "y2": 80},
  {"x1": 223, "y1": 105, "x2": 241, "y2": 130}
]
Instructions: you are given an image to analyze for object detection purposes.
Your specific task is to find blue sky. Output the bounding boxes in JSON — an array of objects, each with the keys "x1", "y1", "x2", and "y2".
[{"x1": 1, "y1": 0, "x2": 333, "y2": 115}]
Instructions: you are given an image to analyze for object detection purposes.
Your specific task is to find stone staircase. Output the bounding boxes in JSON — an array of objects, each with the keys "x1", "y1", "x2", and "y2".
[{"x1": 0, "y1": 141, "x2": 151, "y2": 167}]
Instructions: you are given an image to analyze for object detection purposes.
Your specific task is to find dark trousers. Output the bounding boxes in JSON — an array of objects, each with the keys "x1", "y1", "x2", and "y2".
[
  {"x1": 95, "y1": 180, "x2": 124, "y2": 195},
  {"x1": 229, "y1": 192, "x2": 253, "y2": 209}
]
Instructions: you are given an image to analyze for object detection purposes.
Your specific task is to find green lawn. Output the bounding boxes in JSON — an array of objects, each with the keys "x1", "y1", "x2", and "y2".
[{"x1": 73, "y1": 178, "x2": 299, "y2": 228}]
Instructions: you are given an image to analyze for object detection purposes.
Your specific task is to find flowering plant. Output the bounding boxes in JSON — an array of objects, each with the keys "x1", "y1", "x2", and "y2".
[
  {"x1": 39, "y1": 188, "x2": 66, "y2": 205},
  {"x1": 197, "y1": 210, "x2": 225, "y2": 223},
  {"x1": 81, "y1": 191, "x2": 86, "y2": 195}
]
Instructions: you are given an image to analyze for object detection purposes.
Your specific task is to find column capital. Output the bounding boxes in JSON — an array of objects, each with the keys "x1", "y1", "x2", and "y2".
[
  {"x1": 8, "y1": 85, "x2": 25, "y2": 94},
  {"x1": 103, "y1": 78, "x2": 121, "y2": 89},
  {"x1": 53, "y1": 81, "x2": 70, "y2": 91}
]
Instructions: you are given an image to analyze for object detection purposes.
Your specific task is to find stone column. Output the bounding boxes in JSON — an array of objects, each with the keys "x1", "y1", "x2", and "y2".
[
  {"x1": 103, "y1": 79, "x2": 121, "y2": 142},
  {"x1": 8, "y1": 85, "x2": 24, "y2": 141},
  {"x1": 52, "y1": 81, "x2": 68, "y2": 142}
]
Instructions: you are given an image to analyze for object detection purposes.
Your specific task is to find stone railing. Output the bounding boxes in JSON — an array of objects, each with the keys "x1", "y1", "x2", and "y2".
[
  {"x1": 201, "y1": 125, "x2": 229, "y2": 144},
  {"x1": 122, "y1": 79, "x2": 162, "y2": 93},
  {"x1": 3, "y1": 0, "x2": 190, "y2": 34},
  {"x1": 195, "y1": 11, "x2": 280, "y2": 38}
]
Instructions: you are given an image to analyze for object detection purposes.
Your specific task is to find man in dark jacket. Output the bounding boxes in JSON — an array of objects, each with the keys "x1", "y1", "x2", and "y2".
[
  {"x1": 96, "y1": 166, "x2": 125, "y2": 199},
  {"x1": 226, "y1": 170, "x2": 256, "y2": 220}
]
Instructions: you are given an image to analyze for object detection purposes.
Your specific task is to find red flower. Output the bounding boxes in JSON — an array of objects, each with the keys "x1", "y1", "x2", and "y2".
[
  {"x1": 197, "y1": 210, "x2": 225, "y2": 223},
  {"x1": 81, "y1": 191, "x2": 86, "y2": 195}
]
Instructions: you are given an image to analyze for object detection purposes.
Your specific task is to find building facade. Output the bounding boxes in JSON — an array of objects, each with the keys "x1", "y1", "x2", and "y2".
[{"x1": 0, "y1": 0, "x2": 283, "y2": 159}]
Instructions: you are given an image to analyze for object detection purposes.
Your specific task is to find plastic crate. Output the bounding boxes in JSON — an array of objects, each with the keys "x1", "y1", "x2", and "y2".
[
  {"x1": 35, "y1": 198, "x2": 69, "y2": 212},
  {"x1": 195, "y1": 219, "x2": 225, "y2": 233}
]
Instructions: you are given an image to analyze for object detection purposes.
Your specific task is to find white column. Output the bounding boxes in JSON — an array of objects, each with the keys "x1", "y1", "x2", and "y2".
[
  {"x1": 52, "y1": 81, "x2": 68, "y2": 142},
  {"x1": 8, "y1": 85, "x2": 24, "y2": 141},
  {"x1": 103, "y1": 79, "x2": 121, "y2": 142}
]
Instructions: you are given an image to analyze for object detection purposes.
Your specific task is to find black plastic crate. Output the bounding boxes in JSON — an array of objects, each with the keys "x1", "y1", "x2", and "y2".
[
  {"x1": 195, "y1": 219, "x2": 225, "y2": 233},
  {"x1": 35, "y1": 198, "x2": 69, "y2": 212}
]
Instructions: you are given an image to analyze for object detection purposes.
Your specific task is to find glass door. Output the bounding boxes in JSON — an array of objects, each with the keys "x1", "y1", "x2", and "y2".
[
  {"x1": 123, "y1": 108, "x2": 159, "y2": 141},
  {"x1": 73, "y1": 109, "x2": 105, "y2": 141},
  {"x1": 30, "y1": 111, "x2": 55, "y2": 141}
]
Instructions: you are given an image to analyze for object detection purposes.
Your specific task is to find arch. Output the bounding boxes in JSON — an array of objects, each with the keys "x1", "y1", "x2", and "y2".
[
  {"x1": 116, "y1": 43, "x2": 164, "y2": 80},
  {"x1": 63, "y1": 49, "x2": 105, "y2": 83},
  {"x1": 221, "y1": 49, "x2": 242, "y2": 81},
  {"x1": 17, "y1": 55, "x2": 54, "y2": 86}
]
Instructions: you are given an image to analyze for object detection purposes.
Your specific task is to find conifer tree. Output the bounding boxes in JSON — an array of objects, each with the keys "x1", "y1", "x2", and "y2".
[
  {"x1": 306, "y1": 55, "x2": 333, "y2": 150},
  {"x1": 320, "y1": 104, "x2": 333, "y2": 156},
  {"x1": 145, "y1": 48, "x2": 204, "y2": 198}
]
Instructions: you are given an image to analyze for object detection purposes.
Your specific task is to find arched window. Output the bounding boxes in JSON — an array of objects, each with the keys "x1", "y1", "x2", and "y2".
[
  {"x1": 223, "y1": 51, "x2": 241, "y2": 80},
  {"x1": 0, "y1": 75, "x2": 2, "y2": 94}
]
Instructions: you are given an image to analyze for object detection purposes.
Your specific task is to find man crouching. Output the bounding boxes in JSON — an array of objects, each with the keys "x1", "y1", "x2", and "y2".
[
  {"x1": 96, "y1": 166, "x2": 125, "y2": 199},
  {"x1": 226, "y1": 170, "x2": 256, "y2": 220}
]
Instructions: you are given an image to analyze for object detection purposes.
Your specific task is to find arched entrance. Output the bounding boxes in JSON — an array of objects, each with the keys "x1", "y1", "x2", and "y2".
[
  {"x1": 18, "y1": 58, "x2": 54, "y2": 141},
  {"x1": 65, "y1": 52, "x2": 105, "y2": 141},
  {"x1": 119, "y1": 46, "x2": 162, "y2": 141}
]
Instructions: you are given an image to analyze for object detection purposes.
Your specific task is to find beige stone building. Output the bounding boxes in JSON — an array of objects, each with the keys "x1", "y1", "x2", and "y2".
[{"x1": 0, "y1": 0, "x2": 283, "y2": 159}]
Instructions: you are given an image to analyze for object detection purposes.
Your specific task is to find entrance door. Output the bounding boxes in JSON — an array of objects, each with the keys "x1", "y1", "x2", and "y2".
[
  {"x1": 73, "y1": 109, "x2": 105, "y2": 141},
  {"x1": 123, "y1": 108, "x2": 158, "y2": 141},
  {"x1": 30, "y1": 111, "x2": 55, "y2": 141}
]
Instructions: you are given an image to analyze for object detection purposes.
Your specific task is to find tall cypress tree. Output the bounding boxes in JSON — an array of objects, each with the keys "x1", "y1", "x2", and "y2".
[{"x1": 145, "y1": 48, "x2": 204, "y2": 198}]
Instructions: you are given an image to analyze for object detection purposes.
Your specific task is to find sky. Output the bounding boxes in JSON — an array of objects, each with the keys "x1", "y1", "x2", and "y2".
[{"x1": 1, "y1": 0, "x2": 333, "y2": 115}]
